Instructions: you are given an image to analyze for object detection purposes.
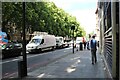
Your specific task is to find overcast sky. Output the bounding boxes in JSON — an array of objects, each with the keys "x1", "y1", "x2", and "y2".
[{"x1": 50, "y1": 0, "x2": 98, "y2": 34}]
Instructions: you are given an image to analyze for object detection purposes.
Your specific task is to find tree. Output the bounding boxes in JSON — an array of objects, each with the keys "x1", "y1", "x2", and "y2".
[{"x1": 2, "y1": 2, "x2": 86, "y2": 41}]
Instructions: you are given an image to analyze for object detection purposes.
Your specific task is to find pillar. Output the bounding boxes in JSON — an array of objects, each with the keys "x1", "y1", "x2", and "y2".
[
  {"x1": 118, "y1": 2, "x2": 120, "y2": 77},
  {"x1": 101, "y1": 3, "x2": 105, "y2": 55},
  {"x1": 111, "y1": 1, "x2": 117, "y2": 78}
]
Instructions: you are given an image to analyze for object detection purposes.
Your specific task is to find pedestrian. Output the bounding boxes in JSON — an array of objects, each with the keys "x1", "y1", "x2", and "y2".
[
  {"x1": 82, "y1": 37, "x2": 86, "y2": 50},
  {"x1": 90, "y1": 35, "x2": 97, "y2": 65},
  {"x1": 97, "y1": 41, "x2": 99, "y2": 48},
  {"x1": 87, "y1": 41, "x2": 90, "y2": 50},
  {"x1": 83, "y1": 41, "x2": 86, "y2": 49}
]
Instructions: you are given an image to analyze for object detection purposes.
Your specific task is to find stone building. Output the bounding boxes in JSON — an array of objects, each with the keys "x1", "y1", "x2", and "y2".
[{"x1": 96, "y1": 0, "x2": 119, "y2": 79}]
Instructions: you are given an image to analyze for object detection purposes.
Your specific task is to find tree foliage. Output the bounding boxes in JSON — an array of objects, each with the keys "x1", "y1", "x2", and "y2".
[{"x1": 2, "y1": 2, "x2": 86, "y2": 39}]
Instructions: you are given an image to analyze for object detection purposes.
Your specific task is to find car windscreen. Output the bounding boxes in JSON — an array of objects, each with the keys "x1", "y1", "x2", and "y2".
[
  {"x1": 2, "y1": 43, "x2": 14, "y2": 49},
  {"x1": 56, "y1": 38, "x2": 62, "y2": 42},
  {"x1": 59, "y1": 38, "x2": 62, "y2": 41},
  {"x1": 76, "y1": 40, "x2": 82, "y2": 43},
  {"x1": 30, "y1": 39, "x2": 41, "y2": 44},
  {"x1": 56, "y1": 39, "x2": 59, "y2": 42},
  {"x1": 1, "y1": 44, "x2": 6, "y2": 49}
]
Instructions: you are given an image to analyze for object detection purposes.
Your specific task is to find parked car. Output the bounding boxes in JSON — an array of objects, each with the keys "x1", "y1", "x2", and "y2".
[{"x1": 1, "y1": 42, "x2": 22, "y2": 59}]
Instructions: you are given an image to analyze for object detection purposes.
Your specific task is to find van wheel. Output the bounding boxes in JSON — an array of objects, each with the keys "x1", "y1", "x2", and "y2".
[
  {"x1": 61, "y1": 45, "x2": 63, "y2": 48},
  {"x1": 2, "y1": 55, "x2": 4, "y2": 59},
  {"x1": 38, "y1": 48, "x2": 42, "y2": 53},
  {"x1": 52, "y1": 46, "x2": 55, "y2": 51}
]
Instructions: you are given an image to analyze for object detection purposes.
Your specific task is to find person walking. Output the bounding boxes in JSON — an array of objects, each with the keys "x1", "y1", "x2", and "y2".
[
  {"x1": 90, "y1": 35, "x2": 97, "y2": 65},
  {"x1": 82, "y1": 37, "x2": 86, "y2": 50}
]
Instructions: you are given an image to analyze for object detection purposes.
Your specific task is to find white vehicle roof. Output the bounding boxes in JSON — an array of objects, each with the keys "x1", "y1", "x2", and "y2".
[
  {"x1": 76, "y1": 37, "x2": 83, "y2": 43},
  {"x1": 55, "y1": 36, "x2": 63, "y2": 39},
  {"x1": 32, "y1": 35, "x2": 43, "y2": 39}
]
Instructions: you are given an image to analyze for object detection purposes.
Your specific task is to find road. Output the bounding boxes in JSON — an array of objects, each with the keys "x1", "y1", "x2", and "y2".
[{"x1": 1, "y1": 47, "x2": 74, "y2": 78}]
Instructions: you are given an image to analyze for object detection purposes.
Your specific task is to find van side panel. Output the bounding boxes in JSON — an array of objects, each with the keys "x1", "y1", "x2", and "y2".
[{"x1": 38, "y1": 35, "x2": 56, "y2": 49}]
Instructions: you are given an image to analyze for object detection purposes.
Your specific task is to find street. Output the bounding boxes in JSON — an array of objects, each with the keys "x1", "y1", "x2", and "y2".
[
  {"x1": 1, "y1": 47, "x2": 73, "y2": 78},
  {"x1": 1, "y1": 1, "x2": 119, "y2": 79}
]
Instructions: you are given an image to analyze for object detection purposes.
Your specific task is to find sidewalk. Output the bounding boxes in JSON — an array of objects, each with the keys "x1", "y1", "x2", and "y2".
[{"x1": 25, "y1": 49, "x2": 110, "y2": 79}]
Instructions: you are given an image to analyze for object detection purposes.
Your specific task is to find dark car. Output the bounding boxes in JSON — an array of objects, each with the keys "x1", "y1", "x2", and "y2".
[{"x1": 1, "y1": 42, "x2": 22, "y2": 59}]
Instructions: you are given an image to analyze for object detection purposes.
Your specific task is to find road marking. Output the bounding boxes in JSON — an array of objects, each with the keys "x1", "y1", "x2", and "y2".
[
  {"x1": 0, "y1": 59, "x2": 20, "y2": 64},
  {"x1": 65, "y1": 47, "x2": 72, "y2": 49},
  {"x1": 64, "y1": 51, "x2": 66, "y2": 52},
  {"x1": 66, "y1": 67, "x2": 76, "y2": 73},
  {"x1": 3, "y1": 72, "x2": 17, "y2": 78},
  {"x1": 37, "y1": 73, "x2": 45, "y2": 78}
]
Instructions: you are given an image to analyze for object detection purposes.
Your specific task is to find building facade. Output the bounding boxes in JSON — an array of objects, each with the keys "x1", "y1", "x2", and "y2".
[
  {"x1": 95, "y1": 8, "x2": 100, "y2": 41},
  {"x1": 96, "y1": 0, "x2": 119, "y2": 79}
]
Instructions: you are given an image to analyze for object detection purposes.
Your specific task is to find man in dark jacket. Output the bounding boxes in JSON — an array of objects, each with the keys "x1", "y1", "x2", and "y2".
[{"x1": 90, "y1": 35, "x2": 97, "y2": 65}]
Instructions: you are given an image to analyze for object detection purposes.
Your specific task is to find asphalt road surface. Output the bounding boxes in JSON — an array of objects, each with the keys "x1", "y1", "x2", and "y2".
[{"x1": 1, "y1": 47, "x2": 74, "y2": 78}]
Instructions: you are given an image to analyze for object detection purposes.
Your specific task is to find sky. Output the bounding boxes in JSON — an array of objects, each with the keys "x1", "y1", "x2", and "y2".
[{"x1": 50, "y1": 0, "x2": 98, "y2": 34}]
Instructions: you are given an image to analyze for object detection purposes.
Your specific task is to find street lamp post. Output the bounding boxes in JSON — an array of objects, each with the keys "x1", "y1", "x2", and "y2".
[
  {"x1": 71, "y1": 26, "x2": 75, "y2": 54},
  {"x1": 18, "y1": 2, "x2": 27, "y2": 78},
  {"x1": 22, "y1": 2, "x2": 27, "y2": 77}
]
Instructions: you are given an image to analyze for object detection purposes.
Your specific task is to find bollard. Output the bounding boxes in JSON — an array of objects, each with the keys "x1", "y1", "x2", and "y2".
[
  {"x1": 18, "y1": 61, "x2": 27, "y2": 78},
  {"x1": 79, "y1": 42, "x2": 83, "y2": 50}
]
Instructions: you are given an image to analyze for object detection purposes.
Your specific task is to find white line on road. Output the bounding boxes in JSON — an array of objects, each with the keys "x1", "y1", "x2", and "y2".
[
  {"x1": 0, "y1": 59, "x2": 19, "y2": 64},
  {"x1": 37, "y1": 73, "x2": 45, "y2": 78}
]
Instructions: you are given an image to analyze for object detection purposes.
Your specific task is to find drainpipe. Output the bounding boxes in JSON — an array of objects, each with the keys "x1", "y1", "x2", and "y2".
[
  {"x1": 118, "y1": 2, "x2": 120, "y2": 79},
  {"x1": 99, "y1": 15, "x2": 102, "y2": 54},
  {"x1": 111, "y1": 1, "x2": 117, "y2": 78},
  {"x1": 98, "y1": 3, "x2": 102, "y2": 54},
  {"x1": 101, "y1": 3, "x2": 104, "y2": 55}
]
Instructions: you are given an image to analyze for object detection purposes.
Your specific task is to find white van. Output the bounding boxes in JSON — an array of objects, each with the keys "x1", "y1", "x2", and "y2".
[
  {"x1": 26, "y1": 35, "x2": 56, "y2": 53},
  {"x1": 76, "y1": 37, "x2": 83, "y2": 49},
  {"x1": 55, "y1": 37, "x2": 64, "y2": 48},
  {"x1": 76, "y1": 37, "x2": 83, "y2": 43}
]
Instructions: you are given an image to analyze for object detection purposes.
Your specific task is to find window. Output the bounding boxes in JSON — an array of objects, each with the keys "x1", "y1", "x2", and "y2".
[{"x1": 41, "y1": 39, "x2": 44, "y2": 44}]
